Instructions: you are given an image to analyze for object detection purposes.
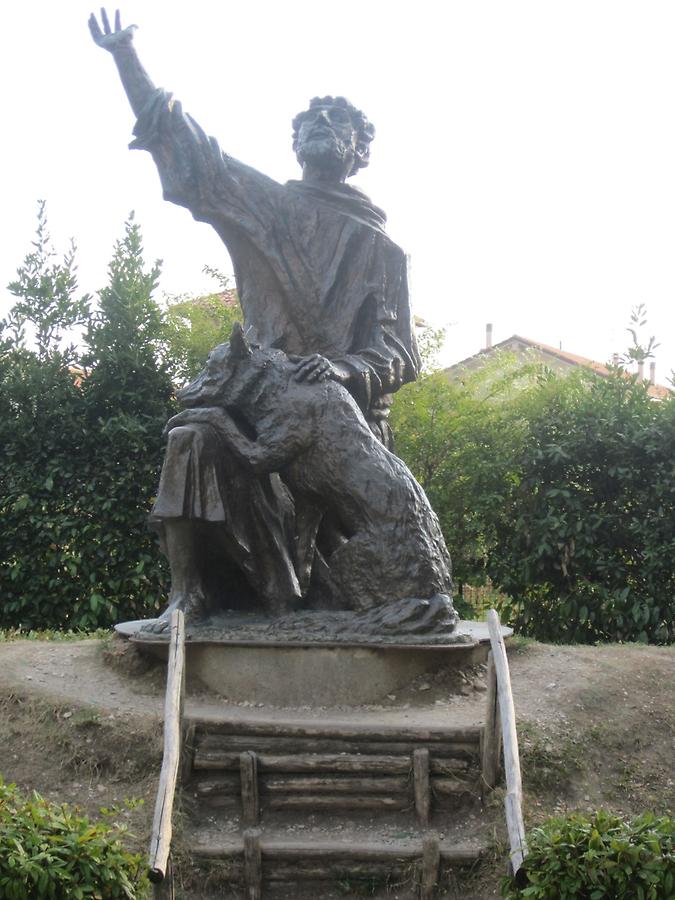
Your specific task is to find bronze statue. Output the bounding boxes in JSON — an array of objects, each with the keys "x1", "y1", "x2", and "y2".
[{"x1": 89, "y1": 10, "x2": 457, "y2": 638}]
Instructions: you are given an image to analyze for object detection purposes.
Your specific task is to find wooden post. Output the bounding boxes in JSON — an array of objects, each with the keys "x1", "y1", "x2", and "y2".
[
  {"x1": 240, "y1": 750, "x2": 260, "y2": 826},
  {"x1": 420, "y1": 834, "x2": 440, "y2": 900},
  {"x1": 481, "y1": 650, "x2": 502, "y2": 791},
  {"x1": 413, "y1": 748, "x2": 431, "y2": 826},
  {"x1": 243, "y1": 828, "x2": 263, "y2": 900},
  {"x1": 148, "y1": 610, "x2": 186, "y2": 885},
  {"x1": 487, "y1": 609, "x2": 527, "y2": 876},
  {"x1": 152, "y1": 852, "x2": 175, "y2": 899}
]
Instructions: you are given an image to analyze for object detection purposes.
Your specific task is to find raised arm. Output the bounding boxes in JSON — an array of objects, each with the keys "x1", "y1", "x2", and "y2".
[
  {"x1": 88, "y1": 9, "x2": 156, "y2": 118},
  {"x1": 88, "y1": 9, "x2": 282, "y2": 244}
]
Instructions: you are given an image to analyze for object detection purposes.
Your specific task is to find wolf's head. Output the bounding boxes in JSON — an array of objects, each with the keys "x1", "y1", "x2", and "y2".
[{"x1": 177, "y1": 322, "x2": 288, "y2": 410}]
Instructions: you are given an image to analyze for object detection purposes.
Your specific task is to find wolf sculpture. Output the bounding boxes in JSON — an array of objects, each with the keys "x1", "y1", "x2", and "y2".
[{"x1": 165, "y1": 324, "x2": 457, "y2": 628}]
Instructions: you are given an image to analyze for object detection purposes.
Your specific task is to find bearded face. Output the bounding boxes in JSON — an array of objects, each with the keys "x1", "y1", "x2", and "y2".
[{"x1": 295, "y1": 104, "x2": 358, "y2": 179}]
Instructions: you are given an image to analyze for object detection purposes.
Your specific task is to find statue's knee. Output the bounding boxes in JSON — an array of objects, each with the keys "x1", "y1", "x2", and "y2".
[
  {"x1": 166, "y1": 425, "x2": 197, "y2": 453},
  {"x1": 167, "y1": 424, "x2": 212, "y2": 452}
]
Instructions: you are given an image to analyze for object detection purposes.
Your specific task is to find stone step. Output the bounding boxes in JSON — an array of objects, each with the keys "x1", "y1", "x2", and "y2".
[
  {"x1": 190, "y1": 716, "x2": 483, "y2": 743},
  {"x1": 191, "y1": 751, "x2": 472, "y2": 775},
  {"x1": 186, "y1": 718, "x2": 485, "y2": 829},
  {"x1": 190, "y1": 828, "x2": 486, "y2": 896},
  {"x1": 194, "y1": 833, "x2": 485, "y2": 864},
  {"x1": 189, "y1": 720, "x2": 483, "y2": 771},
  {"x1": 192, "y1": 771, "x2": 480, "y2": 808}
]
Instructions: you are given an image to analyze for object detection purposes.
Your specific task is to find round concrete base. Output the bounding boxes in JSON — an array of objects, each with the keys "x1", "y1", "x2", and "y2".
[{"x1": 118, "y1": 620, "x2": 512, "y2": 706}]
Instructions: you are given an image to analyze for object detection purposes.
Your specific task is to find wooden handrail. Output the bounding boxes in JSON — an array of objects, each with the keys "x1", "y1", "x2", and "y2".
[
  {"x1": 148, "y1": 609, "x2": 186, "y2": 889},
  {"x1": 486, "y1": 608, "x2": 527, "y2": 876}
]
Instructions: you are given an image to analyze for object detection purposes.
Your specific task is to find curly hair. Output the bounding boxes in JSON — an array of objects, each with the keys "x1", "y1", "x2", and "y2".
[{"x1": 292, "y1": 96, "x2": 375, "y2": 176}]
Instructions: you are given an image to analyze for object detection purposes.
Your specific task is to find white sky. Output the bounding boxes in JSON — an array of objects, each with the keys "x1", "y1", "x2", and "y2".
[{"x1": 2, "y1": 0, "x2": 674, "y2": 381}]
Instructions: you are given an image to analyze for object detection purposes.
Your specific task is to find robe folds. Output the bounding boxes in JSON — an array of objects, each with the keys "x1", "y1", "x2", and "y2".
[{"x1": 135, "y1": 90, "x2": 422, "y2": 610}]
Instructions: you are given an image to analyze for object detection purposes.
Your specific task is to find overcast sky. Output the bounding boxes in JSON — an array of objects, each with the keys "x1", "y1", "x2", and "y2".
[{"x1": 2, "y1": 1, "x2": 674, "y2": 382}]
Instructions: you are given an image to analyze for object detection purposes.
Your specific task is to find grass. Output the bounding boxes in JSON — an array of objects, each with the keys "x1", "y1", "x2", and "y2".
[
  {"x1": 0, "y1": 627, "x2": 111, "y2": 642},
  {"x1": 0, "y1": 690, "x2": 161, "y2": 785},
  {"x1": 518, "y1": 720, "x2": 586, "y2": 797},
  {"x1": 505, "y1": 634, "x2": 537, "y2": 654},
  {"x1": 0, "y1": 692, "x2": 160, "y2": 879}
]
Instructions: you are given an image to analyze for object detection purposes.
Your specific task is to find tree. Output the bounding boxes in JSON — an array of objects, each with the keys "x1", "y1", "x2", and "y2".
[
  {"x1": 75, "y1": 215, "x2": 176, "y2": 627},
  {"x1": 0, "y1": 210, "x2": 174, "y2": 630},
  {"x1": 391, "y1": 331, "x2": 674, "y2": 643},
  {"x1": 161, "y1": 267, "x2": 242, "y2": 383},
  {"x1": 84, "y1": 213, "x2": 172, "y2": 419},
  {"x1": 391, "y1": 353, "x2": 532, "y2": 608},
  {"x1": 6, "y1": 200, "x2": 90, "y2": 361},
  {"x1": 621, "y1": 302, "x2": 659, "y2": 369}
]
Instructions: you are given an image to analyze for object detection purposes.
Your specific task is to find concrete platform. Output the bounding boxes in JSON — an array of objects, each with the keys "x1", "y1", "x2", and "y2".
[{"x1": 117, "y1": 620, "x2": 511, "y2": 706}]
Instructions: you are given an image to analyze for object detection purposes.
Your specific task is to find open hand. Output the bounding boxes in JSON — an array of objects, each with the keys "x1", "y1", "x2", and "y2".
[{"x1": 88, "y1": 8, "x2": 137, "y2": 52}]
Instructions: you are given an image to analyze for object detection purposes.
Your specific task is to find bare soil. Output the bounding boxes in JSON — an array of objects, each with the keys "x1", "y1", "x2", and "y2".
[{"x1": 0, "y1": 635, "x2": 672, "y2": 898}]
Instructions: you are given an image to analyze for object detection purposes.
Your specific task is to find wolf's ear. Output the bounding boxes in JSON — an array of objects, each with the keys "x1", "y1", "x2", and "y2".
[{"x1": 230, "y1": 321, "x2": 252, "y2": 359}]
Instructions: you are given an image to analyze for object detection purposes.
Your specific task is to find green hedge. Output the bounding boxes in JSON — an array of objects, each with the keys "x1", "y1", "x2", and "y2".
[
  {"x1": 490, "y1": 372, "x2": 675, "y2": 644},
  {"x1": 392, "y1": 356, "x2": 675, "y2": 644},
  {"x1": 0, "y1": 355, "x2": 171, "y2": 629},
  {"x1": 0, "y1": 211, "x2": 174, "y2": 630}
]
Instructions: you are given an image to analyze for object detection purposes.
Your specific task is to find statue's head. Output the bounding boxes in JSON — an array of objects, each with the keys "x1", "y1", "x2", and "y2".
[{"x1": 292, "y1": 96, "x2": 375, "y2": 181}]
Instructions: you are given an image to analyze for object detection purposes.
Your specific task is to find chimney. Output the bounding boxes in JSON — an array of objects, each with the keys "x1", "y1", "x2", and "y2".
[
  {"x1": 612, "y1": 353, "x2": 619, "y2": 366},
  {"x1": 637, "y1": 360, "x2": 645, "y2": 382},
  {"x1": 485, "y1": 323, "x2": 493, "y2": 350},
  {"x1": 649, "y1": 361, "x2": 656, "y2": 384}
]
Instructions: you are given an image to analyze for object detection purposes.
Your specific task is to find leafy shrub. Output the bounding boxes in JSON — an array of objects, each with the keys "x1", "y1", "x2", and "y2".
[
  {"x1": 501, "y1": 810, "x2": 674, "y2": 899},
  {"x1": 392, "y1": 352, "x2": 675, "y2": 643},
  {"x1": 390, "y1": 356, "x2": 531, "y2": 604},
  {"x1": 0, "y1": 353, "x2": 171, "y2": 629},
  {"x1": 490, "y1": 371, "x2": 675, "y2": 644},
  {"x1": 0, "y1": 209, "x2": 174, "y2": 630},
  {"x1": 0, "y1": 778, "x2": 148, "y2": 899},
  {"x1": 0, "y1": 208, "x2": 249, "y2": 632}
]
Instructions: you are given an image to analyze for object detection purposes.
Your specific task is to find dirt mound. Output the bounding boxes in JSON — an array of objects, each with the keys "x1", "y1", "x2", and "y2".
[{"x1": 0, "y1": 635, "x2": 672, "y2": 898}]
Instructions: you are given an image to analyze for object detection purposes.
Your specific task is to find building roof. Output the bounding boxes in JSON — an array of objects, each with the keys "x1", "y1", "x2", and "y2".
[{"x1": 448, "y1": 333, "x2": 672, "y2": 400}]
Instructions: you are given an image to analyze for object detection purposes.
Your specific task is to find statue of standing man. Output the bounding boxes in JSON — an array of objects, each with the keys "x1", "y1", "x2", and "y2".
[{"x1": 89, "y1": 11, "x2": 457, "y2": 637}]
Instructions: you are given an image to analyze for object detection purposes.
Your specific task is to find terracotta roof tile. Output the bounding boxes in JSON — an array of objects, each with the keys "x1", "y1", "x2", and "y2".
[{"x1": 447, "y1": 334, "x2": 672, "y2": 399}]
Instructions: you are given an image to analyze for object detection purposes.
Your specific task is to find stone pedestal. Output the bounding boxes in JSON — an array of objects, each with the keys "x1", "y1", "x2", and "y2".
[{"x1": 116, "y1": 620, "x2": 512, "y2": 706}]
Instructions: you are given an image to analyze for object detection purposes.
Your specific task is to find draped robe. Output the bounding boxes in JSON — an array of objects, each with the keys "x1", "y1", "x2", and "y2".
[{"x1": 134, "y1": 91, "x2": 422, "y2": 610}]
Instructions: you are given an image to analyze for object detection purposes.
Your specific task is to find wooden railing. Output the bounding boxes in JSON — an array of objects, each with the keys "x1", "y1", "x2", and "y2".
[
  {"x1": 483, "y1": 608, "x2": 528, "y2": 877},
  {"x1": 148, "y1": 609, "x2": 186, "y2": 899},
  {"x1": 144, "y1": 607, "x2": 524, "y2": 894}
]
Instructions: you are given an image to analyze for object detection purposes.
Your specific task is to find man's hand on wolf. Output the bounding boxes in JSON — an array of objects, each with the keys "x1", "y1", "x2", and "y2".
[{"x1": 290, "y1": 354, "x2": 349, "y2": 385}]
